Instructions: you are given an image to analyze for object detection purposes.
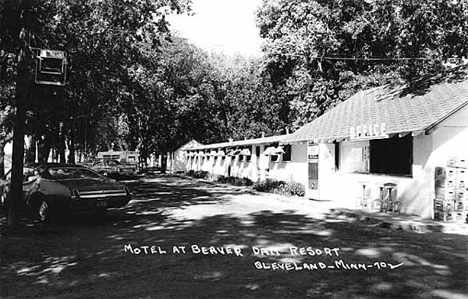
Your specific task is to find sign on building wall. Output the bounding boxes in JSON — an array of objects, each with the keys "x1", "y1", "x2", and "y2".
[
  {"x1": 307, "y1": 143, "x2": 319, "y2": 161},
  {"x1": 350, "y1": 123, "x2": 387, "y2": 140},
  {"x1": 307, "y1": 143, "x2": 319, "y2": 191}
]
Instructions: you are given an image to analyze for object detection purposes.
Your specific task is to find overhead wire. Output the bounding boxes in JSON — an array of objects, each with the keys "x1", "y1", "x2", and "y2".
[{"x1": 273, "y1": 52, "x2": 466, "y2": 62}]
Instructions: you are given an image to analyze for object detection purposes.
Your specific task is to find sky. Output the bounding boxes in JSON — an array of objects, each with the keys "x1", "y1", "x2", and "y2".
[
  {"x1": 4, "y1": 0, "x2": 264, "y2": 157},
  {"x1": 166, "y1": 0, "x2": 264, "y2": 57}
]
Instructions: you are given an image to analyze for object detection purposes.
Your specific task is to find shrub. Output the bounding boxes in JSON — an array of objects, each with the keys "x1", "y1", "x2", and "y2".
[
  {"x1": 216, "y1": 175, "x2": 253, "y2": 186},
  {"x1": 186, "y1": 170, "x2": 209, "y2": 179},
  {"x1": 253, "y1": 179, "x2": 305, "y2": 197},
  {"x1": 252, "y1": 178, "x2": 286, "y2": 193},
  {"x1": 288, "y1": 182, "x2": 306, "y2": 197}
]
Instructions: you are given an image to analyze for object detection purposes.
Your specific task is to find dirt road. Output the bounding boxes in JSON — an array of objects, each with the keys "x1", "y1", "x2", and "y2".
[{"x1": 1, "y1": 174, "x2": 467, "y2": 299}]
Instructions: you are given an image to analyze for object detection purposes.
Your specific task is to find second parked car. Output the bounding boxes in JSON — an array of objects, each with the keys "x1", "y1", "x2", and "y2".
[{"x1": 91, "y1": 159, "x2": 138, "y2": 176}]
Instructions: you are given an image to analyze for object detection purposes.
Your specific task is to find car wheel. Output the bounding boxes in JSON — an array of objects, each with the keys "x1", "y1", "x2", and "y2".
[
  {"x1": 95, "y1": 208, "x2": 107, "y2": 218},
  {"x1": 35, "y1": 198, "x2": 51, "y2": 222},
  {"x1": 91, "y1": 208, "x2": 107, "y2": 223},
  {"x1": 0, "y1": 192, "x2": 8, "y2": 214}
]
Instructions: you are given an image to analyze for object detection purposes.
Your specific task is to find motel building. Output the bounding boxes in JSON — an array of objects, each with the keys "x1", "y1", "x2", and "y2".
[{"x1": 177, "y1": 70, "x2": 468, "y2": 221}]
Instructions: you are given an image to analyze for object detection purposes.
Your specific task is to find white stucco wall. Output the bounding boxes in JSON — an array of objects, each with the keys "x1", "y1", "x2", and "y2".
[
  {"x1": 168, "y1": 140, "x2": 203, "y2": 173},
  {"x1": 401, "y1": 104, "x2": 468, "y2": 217},
  {"x1": 181, "y1": 104, "x2": 467, "y2": 219},
  {"x1": 317, "y1": 104, "x2": 468, "y2": 217},
  {"x1": 269, "y1": 143, "x2": 308, "y2": 186},
  {"x1": 183, "y1": 142, "x2": 308, "y2": 188}
]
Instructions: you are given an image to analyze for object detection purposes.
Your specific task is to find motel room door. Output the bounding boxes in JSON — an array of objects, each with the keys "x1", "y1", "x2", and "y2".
[{"x1": 307, "y1": 143, "x2": 320, "y2": 199}]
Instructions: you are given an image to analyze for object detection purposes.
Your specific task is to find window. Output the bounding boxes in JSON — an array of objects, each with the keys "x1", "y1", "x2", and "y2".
[
  {"x1": 339, "y1": 135, "x2": 412, "y2": 176},
  {"x1": 334, "y1": 142, "x2": 340, "y2": 170},
  {"x1": 369, "y1": 135, "x2": 412, "y2": 176},
  {"x1": 24, "y1": 168, "x2": 39, "y2": 182},
  {"x1": 282, "y1": 145, "x2": 292, "y2": 162},
  {"x1": 239, "y1": 148, "x2": 251, "y2": 162},
  {"x1": 103, "y1": 154, "x2": 120, "y2": 160}
]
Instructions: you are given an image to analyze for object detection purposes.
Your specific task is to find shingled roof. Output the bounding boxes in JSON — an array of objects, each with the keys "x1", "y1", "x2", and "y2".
[{"x1": 283, "y1": 68, "x2": 468, "y2": 144}]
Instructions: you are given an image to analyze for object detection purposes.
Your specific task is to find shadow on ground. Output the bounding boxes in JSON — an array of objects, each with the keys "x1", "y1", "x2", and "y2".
[{"x1": 1, "y1": 174, "x2": 467, "y2": 299}]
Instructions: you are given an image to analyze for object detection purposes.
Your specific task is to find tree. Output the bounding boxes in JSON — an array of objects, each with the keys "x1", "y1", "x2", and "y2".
[
  {"x1": 256, "y1": 0, "x2": 468, "y2": 128},
  {"x1": 0, "y1": 51, "x2": 16, "y2": 178},
  {"x1": 0, "y1": 0, "x2": 192, "y2": 226},
  {"x1": 211, "y1": 54, "x2": 290, "y2": 139}
]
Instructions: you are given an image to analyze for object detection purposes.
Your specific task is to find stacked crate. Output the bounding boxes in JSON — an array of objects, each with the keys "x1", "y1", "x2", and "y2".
[{"x1": 434, "y1": 157, "x2": 467, "y2": 222}]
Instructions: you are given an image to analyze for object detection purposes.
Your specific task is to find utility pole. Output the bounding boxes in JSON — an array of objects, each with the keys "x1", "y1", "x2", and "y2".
[{"x1": 8, "y1": 4, "x2": 34, "y2": 226}]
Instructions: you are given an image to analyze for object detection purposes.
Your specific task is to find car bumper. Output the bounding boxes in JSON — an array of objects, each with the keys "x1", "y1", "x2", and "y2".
[
  {"x1": 68, "y1": 195, "x2": 131, "y2": 211},
  {"x1": 119, "y1": 169, "x2": 136, "y2": 174}
]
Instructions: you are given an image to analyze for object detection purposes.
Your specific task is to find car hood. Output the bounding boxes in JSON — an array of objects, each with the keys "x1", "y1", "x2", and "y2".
[{"x1": 58, "y1": 178, "x2": 125, "y2": 191}]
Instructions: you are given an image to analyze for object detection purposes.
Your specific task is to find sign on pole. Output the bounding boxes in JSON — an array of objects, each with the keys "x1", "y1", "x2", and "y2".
[{"x1": 35, "y1": 49, "x2": 67, "y2": 86}]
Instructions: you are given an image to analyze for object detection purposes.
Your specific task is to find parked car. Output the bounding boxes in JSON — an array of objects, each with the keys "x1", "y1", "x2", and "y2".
[
  {"x1": 0, "y1": 163, "x2": 132, "y2": 221},
  {"x1": 91, "y1": 159, "x2": 138, "y2": 176}
]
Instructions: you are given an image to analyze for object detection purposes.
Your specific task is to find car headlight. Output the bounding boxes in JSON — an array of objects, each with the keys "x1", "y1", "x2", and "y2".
[{"x1": 71, "y1": 189, "x2": 80, "y2": 200}]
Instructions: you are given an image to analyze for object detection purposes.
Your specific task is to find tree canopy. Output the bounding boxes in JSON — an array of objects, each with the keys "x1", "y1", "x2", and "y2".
[
  {"x1": 256, "y1": 0, "x2": 468, "y2": 127},
  {"x1": 1, "y1": 0, "x2": 467, "y2": 170}
]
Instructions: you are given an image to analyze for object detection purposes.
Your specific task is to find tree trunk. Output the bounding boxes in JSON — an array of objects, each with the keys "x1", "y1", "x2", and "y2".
[
  {"x1": 160, "y1": 154, "x2": 167, "y2": 173},
  {"x1": 8, "y1": 52, "x2": 28, "y2": 227},
  {"x1": 55, "y1": 122, "x2": 64, "y2": 163},
  {"x1": 0, "y1": 142, "x2": 5, "y2": 179},
  {"x1": 0, "y1": 134, "x2": 13, "y2": 178},
  {"x1": 24, "y1": 135, "x2": 36, "y2": 163},
  {"x1": 58, "y1": 144, "x2": 66, "y2": 163},
  {"x1": 37, "y1": 136, "x2": 51, "y2": 163},
  {"x1": 67, "y1": 130, "x2": 75, "y2": 165}
]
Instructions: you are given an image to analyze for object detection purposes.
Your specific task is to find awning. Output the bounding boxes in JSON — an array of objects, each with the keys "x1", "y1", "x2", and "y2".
[
  {"x1": 190, "y1": 134, "x2": 287, "y2": 151},
  {"x1": 263, "y1": 146, "x2": 276, "y2": 155},
  {"x1": 232, "y1": 149, "x2": 242, "y2": 156},
  {"x1": 240, "y1": 148, "x2": 251, "y2": 156},
  {"x1": 272, "y1": 146, "x2": 285, "y2": 154}
]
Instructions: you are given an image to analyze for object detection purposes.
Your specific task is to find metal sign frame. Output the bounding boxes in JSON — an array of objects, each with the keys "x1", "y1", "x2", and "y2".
[{"x1": 35, "y1": 49, "x2": 67, "y2": 86}]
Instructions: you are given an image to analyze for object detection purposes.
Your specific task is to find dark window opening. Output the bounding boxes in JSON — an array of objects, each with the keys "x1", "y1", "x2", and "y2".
[
  {"x1": 369, "y1": 135, "x2": 412, "y2": 176},
  {"x1": 282, "y1": 145, "x2": 292, "y2": 162},
  {"x1": 271, "y1": 155, "x2": 280, "y2": 162},
  {"x1": 334, "y1": 142, "x2": 340, "y2": 170}
]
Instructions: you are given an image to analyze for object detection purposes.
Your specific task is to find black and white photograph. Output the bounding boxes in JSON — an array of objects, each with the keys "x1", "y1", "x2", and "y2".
[{"x1": 1, "y1": 0, "x2": 467, "y2": 298}]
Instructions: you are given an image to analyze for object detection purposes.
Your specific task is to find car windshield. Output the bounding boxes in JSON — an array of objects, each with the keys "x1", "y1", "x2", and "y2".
[{"x1": 47, "y1": 167, "x2": 102, "y2": 180}]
